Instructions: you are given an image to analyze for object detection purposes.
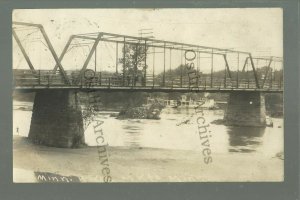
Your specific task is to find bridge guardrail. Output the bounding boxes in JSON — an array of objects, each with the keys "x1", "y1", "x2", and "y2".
[{"x1": 13, "y1": 70, "x2": 283, "y2": 91}]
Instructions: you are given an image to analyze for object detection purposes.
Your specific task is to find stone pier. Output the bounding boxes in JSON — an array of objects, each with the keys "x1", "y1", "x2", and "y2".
[
  {"x1": 28, "y1": 90, "x2": 85, "y2": 148},
  {"x1": 224, "y1": 91, "x2": 266, "y2": 127}
]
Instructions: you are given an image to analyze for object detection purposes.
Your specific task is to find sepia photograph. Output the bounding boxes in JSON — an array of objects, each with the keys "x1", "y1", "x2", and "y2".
[{"x1": 12, "y1": 8, "x2": 283, "y2": 183}]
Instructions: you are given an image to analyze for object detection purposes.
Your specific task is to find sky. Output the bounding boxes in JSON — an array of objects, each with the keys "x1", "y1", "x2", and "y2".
[{"x1": 13, "y1": 8, "x2": 283, "y2": 73}]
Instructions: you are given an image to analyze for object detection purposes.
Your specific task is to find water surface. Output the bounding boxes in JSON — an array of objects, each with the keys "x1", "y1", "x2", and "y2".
[{"x1": 13, "y1": 100, "x2": 284, "y2": 157}]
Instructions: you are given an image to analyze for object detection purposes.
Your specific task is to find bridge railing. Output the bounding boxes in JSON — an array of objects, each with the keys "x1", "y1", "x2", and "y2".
[{"x1": 13, "y1": 69, "x2": 283, "y2": 90}]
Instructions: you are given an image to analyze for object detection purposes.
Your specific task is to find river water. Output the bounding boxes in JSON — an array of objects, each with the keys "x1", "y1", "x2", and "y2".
[{"x1": 13, "y1": 100, "x2": 283, "y2": 157}]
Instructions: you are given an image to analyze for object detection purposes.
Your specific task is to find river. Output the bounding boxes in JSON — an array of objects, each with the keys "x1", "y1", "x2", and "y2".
[{"x1": 13, "y1": 100, "x2": 283, "y2": 157}]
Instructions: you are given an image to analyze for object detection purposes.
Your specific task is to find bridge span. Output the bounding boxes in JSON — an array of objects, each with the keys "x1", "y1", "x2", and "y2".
[{"x1": 13, "y1": 21, "x2": 283, "y2": 148}]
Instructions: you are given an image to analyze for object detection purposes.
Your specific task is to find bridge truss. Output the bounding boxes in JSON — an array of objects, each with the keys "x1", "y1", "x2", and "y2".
[{"x1": 13, "y1": 21, "x2": 283, "y2": 92}]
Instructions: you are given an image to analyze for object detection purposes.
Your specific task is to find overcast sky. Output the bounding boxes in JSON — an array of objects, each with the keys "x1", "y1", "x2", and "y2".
[{"x1": 13, "y1": 8, "x2": 282, "y2": 72}]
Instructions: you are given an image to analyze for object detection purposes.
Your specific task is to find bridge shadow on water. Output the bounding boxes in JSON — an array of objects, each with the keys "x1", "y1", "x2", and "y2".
[{"x1": 226, "y1": 126, "x2": 265, "y2": 153}]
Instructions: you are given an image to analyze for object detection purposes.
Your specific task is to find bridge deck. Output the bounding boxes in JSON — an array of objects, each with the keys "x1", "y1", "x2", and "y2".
[
  {"x1": 13, "y1": 70, "x2": 283, "y2": 93},
  {"x1": 14, "y1": 86, "x2": 282, "y2": 93}
]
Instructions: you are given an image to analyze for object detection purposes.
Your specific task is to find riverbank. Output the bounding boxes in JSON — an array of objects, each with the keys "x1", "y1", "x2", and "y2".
[{"x1": 13, "y1": 136, "x2": 283, "y2": 182}]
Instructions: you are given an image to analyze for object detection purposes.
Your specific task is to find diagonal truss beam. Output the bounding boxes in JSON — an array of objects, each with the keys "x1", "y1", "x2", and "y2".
[
  {"x1": 52, "y1": 34, "x2": 102, "y2": 84},
  {"x1": 38, "y1": 24, "x2": 71, "y2": 85},
  {"x1": 241, "y1": 57, "x2": 249, "y2": 72},
  {"x1": 52, "y1": 35, "x2": 75, "y2": 73},
  {"x1": 223, "y1": 54, "x2": 233, "y2": 87},
  {"x1": 73, "y1": 34, "x2": 103, "y2": 84},
  {"x1": 12, "y1": 28, "x2": 36, "y2": 74},
  {"x1": 223, "y1": 54, "x2": 232, "y2": 79},
  {"x1": 249, "y1": 54, "x2": 260, "y2": 88},
  {"x1": 261, "y1": 58, "x2": 273, "y2": 88},
  {"x1": 241, "y1": 56, "x2": 276, "y2": 89},
  {"x1": 13, "y1": 21, "x2": 70, "y2": 85}
]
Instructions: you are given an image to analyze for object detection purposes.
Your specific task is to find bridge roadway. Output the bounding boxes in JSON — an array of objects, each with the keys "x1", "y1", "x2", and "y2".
[
  {"x1": 14, "y1": 71, "x2": 283, "y2": 93},
  {"x1": 14, "y1": 85, "x2": 283, "y2": 93}
]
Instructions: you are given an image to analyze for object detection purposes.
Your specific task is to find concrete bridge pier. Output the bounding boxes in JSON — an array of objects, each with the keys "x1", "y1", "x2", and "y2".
[
  {"x1": 224, "y1": 91, "x2": 266, "y2": 127},
  {"x1": 28, "y1": 90, "x2": 85, "y2": 148}
]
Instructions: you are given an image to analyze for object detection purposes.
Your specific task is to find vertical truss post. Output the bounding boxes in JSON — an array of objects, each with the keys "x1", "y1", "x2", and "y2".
[
  {"x1": 169, "y1": 49, "x2": 172, "y2": 86},
  {"x1": 134, "y1": 43, "x2": 138, "y2": 87},
  {"x1": 98, "y1": 41, "x2": 101, "y2": 73},
  {"x1": 163, "y1": 42, "x2": 166, "y2": 87},
  {"x1": 152, "y1": 47, "x2": 155, "y2": 87},
  {"x1": 237, "y1": 53, "x2": 239, "y2": 88},
  {"x1": 224, "y1": 59, "x2": 227, "y2": 88},
  {"x1": 12, "y1": 29, "x2": 36, "y2": 74},
  {"x1": 270, "y1": 69, "x2": 273, "y2": 88},
  {"x1": 270, "y1": 62, "x2": 273, "y2": 88},
  {"x1": 116, "y1": 42, "x2": 118, "y2": 74},
  {"x1": 123, "y1": 37, "x2": 126, "y2": 86},
  {"x1": 211, "y1": 50, "x2": 214, "y2": 88},
  {"x1": 180, "y1": 48, "x2": 183, "y2": 87},
  {"x1": 197, "y1": 51, "x2": 200, "y2": 87},
  {"x1": 247, "y1": 62, "x2": 249, "y2": 88},
  {"x1": 144, "y1": 40, "x2": 147, "y2": 86}
]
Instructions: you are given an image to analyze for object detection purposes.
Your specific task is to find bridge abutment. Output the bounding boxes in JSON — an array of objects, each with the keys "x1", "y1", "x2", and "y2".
[
  {"x1": 28, "y1": 90, "x2": 85, "y2": 148},
  {"x1": 224, "y1": 91, "x2": 266, "y2": 127}
]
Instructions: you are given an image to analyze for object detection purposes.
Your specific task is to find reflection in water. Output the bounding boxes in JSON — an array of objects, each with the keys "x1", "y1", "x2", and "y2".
[
  {"x1": 226, "y1": 126, "x2": 265, "y2": 153},
  {"x1": 123, "y1": 123, "x2": 143, "y2": 148}
]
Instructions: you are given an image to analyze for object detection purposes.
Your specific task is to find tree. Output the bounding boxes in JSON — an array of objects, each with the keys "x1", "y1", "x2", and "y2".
[{"x1": 119, "y1": 42, "x2": 148, "y2": 86}]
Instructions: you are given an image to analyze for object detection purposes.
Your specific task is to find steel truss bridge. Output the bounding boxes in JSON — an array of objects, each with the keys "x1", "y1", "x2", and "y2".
[{"x1": 13, "y1": 22, "x2": 283, "y2": 93}]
